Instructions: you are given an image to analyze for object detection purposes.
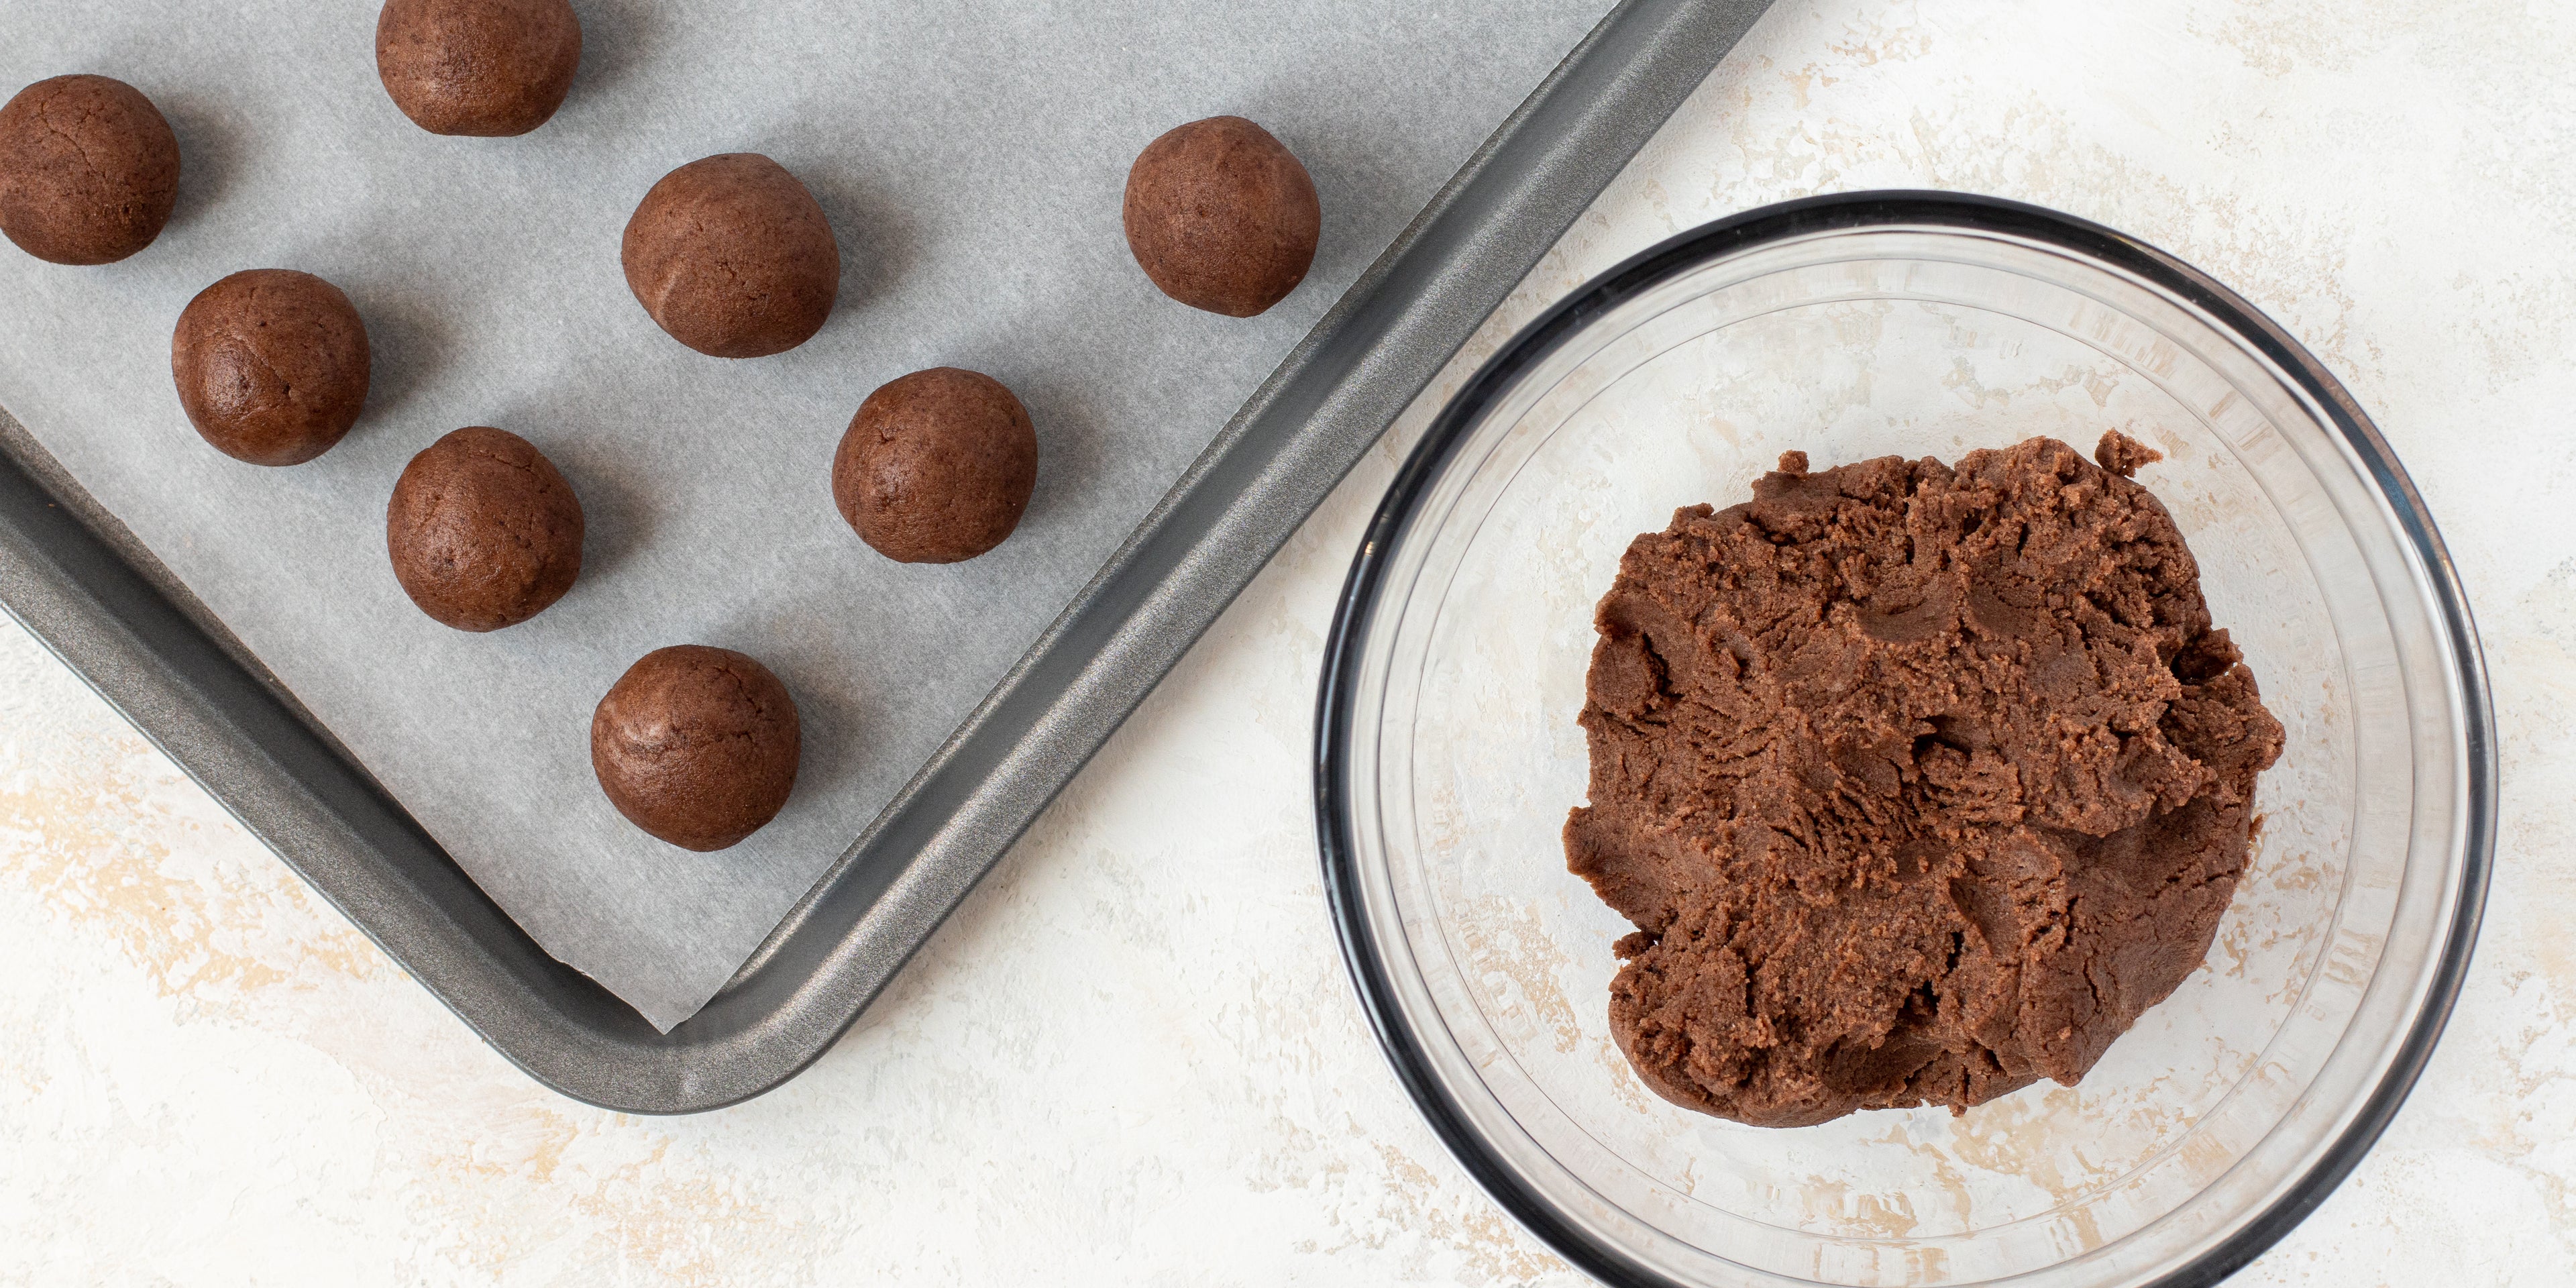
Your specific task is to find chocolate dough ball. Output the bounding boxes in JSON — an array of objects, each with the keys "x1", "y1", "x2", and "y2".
[
  {"x1": 621, "y1": 154, "x2": 840, "y2": 358},
  {"x1": 170, "y1": 270, "x2": 372, "y2": 466},
  {"x1": 386, "y1": 426, "x2": 584, "y2": 631},
  {"x1": 0, "y1": 74, "x2": 181, "y2": 265},
  {"x1": 375, "y1": 0, "x2": 582, "y2": 137},
  {"x1": 1122, "y1": 115, "x2": 1320, "y2": 317},
  {"x1": 591, "y1": 645, "x2": 802, "y2": 852},
  {"x1": 832, "y1": 367, "x2": 1036, "y2": 564}
]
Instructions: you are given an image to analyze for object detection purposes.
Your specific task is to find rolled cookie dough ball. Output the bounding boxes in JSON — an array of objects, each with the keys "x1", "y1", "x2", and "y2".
[
  {"x1": 375, "y1": 0, "x2": 582, "y2": 137},
  {"x1": 832, "y1": 367, "x2": 1036, "y2": 564},
  {"x1": 591, "y1": 645, "x2": 802, "y2": 852},
  {"x1": 0, "y1": 74, "x2": 181, "y2": 265},
  {"x1": 621, "y1": 153, "x2": 840, "y2": 358},
  {"x1": 1122, "y1": 115, "x2": 1319, "y2": 317},
  {"x1": 170, "y1": 269, "x2": 372, "y2": 466},
  {"x1": 386, "y1": 426, "x2": 584, "y2": 631}
]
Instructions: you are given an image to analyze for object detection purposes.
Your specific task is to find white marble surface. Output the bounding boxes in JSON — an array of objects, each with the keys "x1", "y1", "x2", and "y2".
[{"x1": 3, "y1": 0, "x2": 2571, "y2": 1283}]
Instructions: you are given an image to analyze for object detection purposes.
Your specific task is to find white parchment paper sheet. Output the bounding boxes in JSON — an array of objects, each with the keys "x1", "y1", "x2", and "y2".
[{"x1": 0, "y1": 0, "x2": 1607, "y2": 1028}]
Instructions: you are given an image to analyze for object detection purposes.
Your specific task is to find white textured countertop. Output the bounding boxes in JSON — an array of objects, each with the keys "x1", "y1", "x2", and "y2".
[{"x1": 4, "y1": 1, "x2": 2571, "y2": 1283}]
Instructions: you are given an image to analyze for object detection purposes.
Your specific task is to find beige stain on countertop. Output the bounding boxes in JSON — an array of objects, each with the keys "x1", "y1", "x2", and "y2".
[
  {"x1": 0, "y1": 771, "x2": 382, "y2": 1002},
  {"x1": 1366, "y1": 1141, "x2": 1571, "y2": 1283},
  {"x1": 1452, "y1": 896, "x2": 1585, "y2": 1056}
]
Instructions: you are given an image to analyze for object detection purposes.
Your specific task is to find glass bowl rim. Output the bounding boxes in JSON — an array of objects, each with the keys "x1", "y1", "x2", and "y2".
[{"x1": 1311, "y1": 189, "x2": 2498, "y2": 1288}]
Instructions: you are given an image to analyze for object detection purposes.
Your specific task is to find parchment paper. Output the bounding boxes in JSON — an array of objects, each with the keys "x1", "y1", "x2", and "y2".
[{"x1": 0, "y1": 0, "x2": 1608, "y2": 1028}]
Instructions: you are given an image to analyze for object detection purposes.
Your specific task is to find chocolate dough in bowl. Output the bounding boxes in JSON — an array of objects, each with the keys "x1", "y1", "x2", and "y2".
[{"x1": 1316, "y1": 194, "x2": 2490, "y2": 1288}]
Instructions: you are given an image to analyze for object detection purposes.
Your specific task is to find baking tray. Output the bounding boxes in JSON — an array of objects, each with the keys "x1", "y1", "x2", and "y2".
[{"x1": 0, "y1": 0, "x2": 1776, "y2": 1111}]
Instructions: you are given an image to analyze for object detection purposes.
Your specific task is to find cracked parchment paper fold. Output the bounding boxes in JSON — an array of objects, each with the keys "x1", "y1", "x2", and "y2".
[{"x1": 0, "y1": 0, "x2": 1610, "y2": 1028}]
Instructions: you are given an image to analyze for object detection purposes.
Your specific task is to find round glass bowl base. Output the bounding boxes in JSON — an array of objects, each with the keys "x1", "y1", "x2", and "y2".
[{"x1": 1316, "y1": 193, "x2": 2492, "y2": 1288}]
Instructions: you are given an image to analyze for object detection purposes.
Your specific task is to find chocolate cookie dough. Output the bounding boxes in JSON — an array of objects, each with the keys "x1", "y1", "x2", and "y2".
[
  {"x1": 0, "y1": 74, "x2": 181, "y2": 265},
  {"x1": 621, "y1": 153, "x2": 840, "y2": 358},
  {"x1": 386, "y1": 426, "x2": 584, "y2": 631},
  {"x1": 170, "y1": 269, "x2": 372, "y2": 466},
  {"x1": 1566, "y1": 434, "x2": 2282, "y2": 1128},
  {"x1": 375, "y1": 0, "x2": 583, "y2": 137},
  {"x1": 832, "y1": 367, "x2": 1037, "y2": 564},
  {"x1": 592, "y1": 645, "x2": 802, "y2": 852},
  {"x1": 1122, "y1": 115, "x2": 1320, "y2": 317}
]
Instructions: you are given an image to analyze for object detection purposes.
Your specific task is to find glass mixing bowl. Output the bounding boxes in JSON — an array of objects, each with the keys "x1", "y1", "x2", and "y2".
[{"x1": 1316, "y1": 192, "x2": 2494, "y2": 1287}]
